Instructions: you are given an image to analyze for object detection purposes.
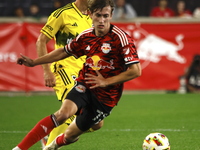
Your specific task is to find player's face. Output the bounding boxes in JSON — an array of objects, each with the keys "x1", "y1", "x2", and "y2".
[
  {"x1": 159, "y1": 0, "x2": 167, "y2": 7},
  {"x1": 90, "y1": 6, "x2": 112, "y2": 37}
]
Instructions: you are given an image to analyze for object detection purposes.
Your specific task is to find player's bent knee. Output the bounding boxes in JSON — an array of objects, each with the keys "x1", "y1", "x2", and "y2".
[
  {"x1": 54, "y1": 111, "x2": 72, "y2": 124},
  {"x1": 92, "y1": 120, "x2": 104, "y2": 131}
]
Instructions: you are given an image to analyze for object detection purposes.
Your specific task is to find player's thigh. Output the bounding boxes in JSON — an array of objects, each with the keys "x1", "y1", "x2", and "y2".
[
  {"x1": 64, "y1": 120, "x2": 84, "y2": 141},
  {"x1": 54, "y1": 99, "x2": 78, "y2": 122}
]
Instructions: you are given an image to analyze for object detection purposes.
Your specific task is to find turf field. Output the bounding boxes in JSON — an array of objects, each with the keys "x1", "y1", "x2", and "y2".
[{"x1": 0, "y1": 93, "x2": 199, "y2": 150}]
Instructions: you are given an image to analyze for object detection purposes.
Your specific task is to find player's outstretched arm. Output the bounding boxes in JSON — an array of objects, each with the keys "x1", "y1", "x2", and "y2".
[{"x1": 17, "y1": 47, "x2": 69, "y2": 67}]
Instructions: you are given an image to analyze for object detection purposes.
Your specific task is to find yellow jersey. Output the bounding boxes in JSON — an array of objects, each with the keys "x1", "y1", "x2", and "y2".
[{"x1": 41, "y1": 2, "x2": 92, "y2": 70}]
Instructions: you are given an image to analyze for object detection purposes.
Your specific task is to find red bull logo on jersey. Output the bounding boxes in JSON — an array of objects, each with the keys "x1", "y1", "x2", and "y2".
[
  {"x1": 85, "y1": 55, "x2": 114, "y2": 70},
  {"x1": 101, "y1": 43, "x2": 111, "y2": 54}
]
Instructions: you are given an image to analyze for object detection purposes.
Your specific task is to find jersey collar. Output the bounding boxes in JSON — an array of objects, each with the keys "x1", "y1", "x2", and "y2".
[{"x1": 72, "y1": 2, "x2": 89, "y2": 18}]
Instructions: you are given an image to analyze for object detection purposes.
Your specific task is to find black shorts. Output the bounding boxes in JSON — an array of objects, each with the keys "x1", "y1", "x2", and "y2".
[{"x1": 66, "y1": 82, "x2": 113, "y2": 131}]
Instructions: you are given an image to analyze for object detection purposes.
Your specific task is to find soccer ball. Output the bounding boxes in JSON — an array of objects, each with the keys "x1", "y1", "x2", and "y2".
[{"x1": 142, "y1": 133, "x2": 170, "y2": 150}]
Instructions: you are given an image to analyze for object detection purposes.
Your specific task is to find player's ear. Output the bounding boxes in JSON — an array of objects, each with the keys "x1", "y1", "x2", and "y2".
[{"x1": 88, "y1": 10, "x2": 92, "y2": 18}]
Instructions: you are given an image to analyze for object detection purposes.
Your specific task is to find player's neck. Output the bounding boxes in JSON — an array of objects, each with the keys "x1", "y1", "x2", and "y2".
[{"x1": 74, "y1": 1, "x2": 88, "y2": 15}]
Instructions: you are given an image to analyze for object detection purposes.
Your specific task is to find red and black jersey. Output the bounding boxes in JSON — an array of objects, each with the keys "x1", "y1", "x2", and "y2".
[{"x1": 65, "y1": 24, "x2": 139, "y2": 107}]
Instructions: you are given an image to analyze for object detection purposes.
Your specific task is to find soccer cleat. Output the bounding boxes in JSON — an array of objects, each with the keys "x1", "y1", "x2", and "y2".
[
  {"x1": 12, "y1": 146, "x2": 21, "y2": 150},
  {"x1": 43, "y1": 134, "x2": 62, "y2": 150},
  {"x1": 42, "y1": 140, "x2": 59, "y2": 150},
  {"x1": 40, "y1": 135, "x2": 48, "y2": 149}
]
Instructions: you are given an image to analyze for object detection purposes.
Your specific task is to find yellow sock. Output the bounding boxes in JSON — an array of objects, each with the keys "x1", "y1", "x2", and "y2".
[
  {"x1": 46, "y1": 115, "x2": 94, "y2": 145},
  {"x1": 46, "y1": 115, "x2": 76, "y2": 145},
  {"x1": 46, "y1": 123, "x2": 68, "y2": 145}
]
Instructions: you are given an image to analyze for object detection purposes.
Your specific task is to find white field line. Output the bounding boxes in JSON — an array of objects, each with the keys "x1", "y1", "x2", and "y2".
[{"x1": 1, "y1": 129, "x2": 200, "y2": 134}]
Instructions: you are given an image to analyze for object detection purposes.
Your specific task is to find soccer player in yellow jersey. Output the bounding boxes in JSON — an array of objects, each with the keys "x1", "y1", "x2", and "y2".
[{"x1": 36, "y1": 0, "x2": 103, "y2": 148}]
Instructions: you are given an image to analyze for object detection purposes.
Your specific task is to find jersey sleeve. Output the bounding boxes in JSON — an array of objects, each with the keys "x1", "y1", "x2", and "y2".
[
  {"x1": 40, "y1": 10, "x2": 65, "y2": 39},
  {"x1": 64, "y1": 36, "x2": 85, "y2": 58},
  {"x1": 121, "y1": 36, "x2": 139, "y2": 65}
]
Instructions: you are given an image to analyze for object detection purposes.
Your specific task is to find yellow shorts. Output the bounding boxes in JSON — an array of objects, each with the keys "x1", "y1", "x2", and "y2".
[{"x1": 50, "y1": 58, "x2": 84, "y2": 102}]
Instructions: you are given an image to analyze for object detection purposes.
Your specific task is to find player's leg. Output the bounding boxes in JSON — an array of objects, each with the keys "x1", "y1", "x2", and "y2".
[
  {"x1": 43, "y1": 120, "x2": 103, "y2": 149},
  {"x1": 45, "y1": 122, "x2": 67, "y2": 145},
  {"x1": 43, "y1": 121, "x2": 105, "y2": 150},
  {"x1": 43, "y1": 120, "x2": 84, "y2": 150},
  {"x1": 12, "y1": 114, "x2": 59, "y2": 150},
  {"x1": 43, "y1": 83, "x2": 110, "y2": 150},
  {"x1": 12, "y1": 99, "x2": 78, "y2": 150},
  {"x1": 42, "y1": 66, "x2": 77, "y2": 146},
  {"x1": 43, "y1": 96, "x2": 97, "y2": 149},
  {"x1": 55, "y1": 67, "x2": 104, "y2": 132},
  {"x1": 43, "y1": 66, "x2": 101, "y2": 146},
  {"x1": 45, "y1": 114, "x2": 76, "y2": 145}
]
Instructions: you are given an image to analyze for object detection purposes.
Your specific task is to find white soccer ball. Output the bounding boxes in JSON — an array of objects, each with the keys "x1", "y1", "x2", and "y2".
[{"x1": 142, "y1": 132, "x2": 170, "y2": 150}]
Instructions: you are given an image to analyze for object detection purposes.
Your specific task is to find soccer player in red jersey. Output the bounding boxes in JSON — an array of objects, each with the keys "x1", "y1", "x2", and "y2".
[{"x1": 13, "y1": 0, "x2": 141, "y2": 149}]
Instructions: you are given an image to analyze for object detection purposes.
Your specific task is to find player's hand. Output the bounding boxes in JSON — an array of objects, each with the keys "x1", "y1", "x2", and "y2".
[
  {"x1": 85, "y1": 70, "x2": 107, "y2": 89},
  {"x1": 17, "y1": 54, "x2": 34, "y2": 67},
  {"x1": 44, "y1": 70, "x2": 56, "y2": 87}
]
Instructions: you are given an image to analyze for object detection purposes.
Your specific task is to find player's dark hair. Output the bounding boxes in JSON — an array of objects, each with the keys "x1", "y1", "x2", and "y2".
[{"x1": 88, "y1": 0, "x2": 115, "y2": 14}]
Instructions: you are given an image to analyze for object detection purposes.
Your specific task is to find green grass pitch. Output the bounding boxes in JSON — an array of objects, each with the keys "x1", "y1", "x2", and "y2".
[{"x1": 0, "y1": 93, "x2": 199, "y2": 150}]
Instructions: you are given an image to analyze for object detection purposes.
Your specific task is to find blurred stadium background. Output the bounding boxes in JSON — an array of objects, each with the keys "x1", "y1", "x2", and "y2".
[
  {"x1": 0, "y1": 0, "x2": 200, "y2": 94},
  {"x1": 0, "y1": 0, "x2": 200, "y2": 17}
]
